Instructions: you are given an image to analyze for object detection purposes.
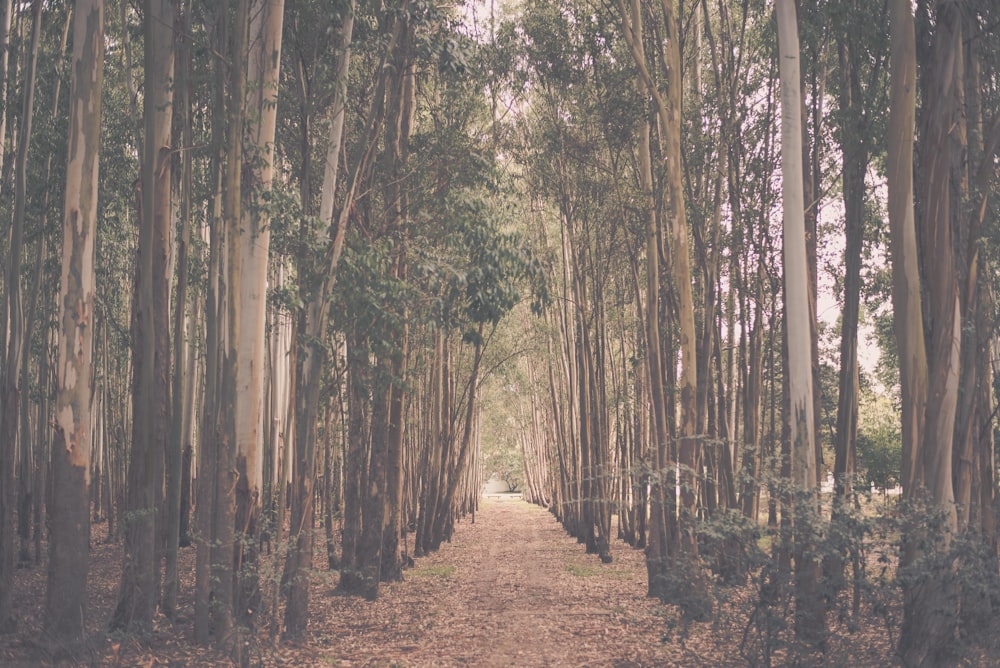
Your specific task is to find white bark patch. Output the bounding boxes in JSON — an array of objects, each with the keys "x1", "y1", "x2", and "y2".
[
  {"x1": 62, "y1": 354, "x2": 77, "y2": 390},
  {"x1": 56, "y1": 405, "x2": 75, "y2": 452}
]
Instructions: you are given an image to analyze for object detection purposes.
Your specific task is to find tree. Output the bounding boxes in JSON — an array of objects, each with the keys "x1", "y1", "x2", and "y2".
[
  {"x1": 831, "y1": 0, "x2": 885, "y2": 507},
  {"x1": 194, "y1": 0, "x2": 229, "y2": 644},
  {"x1": 654, "y1": 0, "x2": 699, "y2": 562},
  {"x1": 234, "y1": 0, "x2": 285, "y2": 629},
  {"x1": 163, "y1": 0, "x2": 193, "y2": 618},
  {"x1": 615, "y1": 0, "x2": 700, "y2": 597},
  {"x1": 895, "y1": 0, "x2": 964, "y2": 662},
  {"x1": 111, "y1": 0, "x2": 175, "y2": 634},
  {"x1": 284, "y1": 0, "x2": 358, "y2": 636},
  {"x1": 0, "y1": 0, "x2": 44, "y2": 632},
  {"x1": 215, "y1": 0, "x2": 251, "y2": 651},
  {"x1": 44, "y1": 0, "x2": 104, "y2": 647},
  {"x1": 776, "y1": 0, "x2": 823, "y2": 644},
  {"x1": 0, "y1": 0, "x2": 12, "y2": 197},
  {"x1": 887, "y1": 0, "x2": 924, "y2": 515}
]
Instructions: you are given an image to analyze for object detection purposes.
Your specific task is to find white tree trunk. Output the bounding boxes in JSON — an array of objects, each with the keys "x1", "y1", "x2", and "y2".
[
  {"x1": 777, "y1": 0, "x2": 816, "y2": 492},
  {"x1": 269, "y1": 262, "x2": 294, "y2": 492},
  {"x1": 236, "y1": 0, "x2": 285, "y2": 501},
  {"x1": 777, "y1": 0, "x2": 823, "y2": 643}
]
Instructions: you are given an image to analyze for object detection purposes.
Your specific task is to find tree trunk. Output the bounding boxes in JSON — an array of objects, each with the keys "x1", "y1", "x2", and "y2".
[
  {"x1": 0, "y1": 0, "x2": 13, "y2": 199},
  {"x1": 216, "y1": 0, "x2": 250, "y2": 655},
  {"x1": 899, "y1": 1, "x2": 963, "y2": 662},
  {"x1": 828, "y1": 7, "x2": 871, "y2": 605},
  {"x1": 337, "y1": 340, "x2": 368, "y2": 593},
  {"x1": 887, "y1": 0, "x2": 926, "y2": 510},
  {"x1": 379, "y1": 25, "x2": 414, "y2": 583},
  {"x1": 615, "y1": 0, "x2": 671, "y2": 596},
  {"x1": 233, "y1": 0, "x2": 285, "y2": 630},
  {"x1": 164, "y1": 0, "x2": 191, "y2": 619},
  {"x1": 832, "y1": 21, "x2": 867, "y2": 508},
  {"x1": 380, "y1": 270, "x2": 409, "y2": 584},
  {"x1": 776, "y1": 0, "x2": 824, "y2": 645},
  {"x1": 0, "y1": 0, "x2": 43, "y2": 631},
  {"x1": 43, "y1": 0, "x2": 103, "y2": 647},
  {"x1": 952, "y1": 0, "x2": 996, "y2": 536},
  {"x1": 285, "y1": 0, "x2": 360, "y2": 637},
  {"x1": 111, "y1": 0, "x2": 174, "y2": 634},
  {"x1": 431, "y1": 324, "x2": 485, "y2": 550},
  {"x1": 194, "y1": 0, "x2": 227, "y2": 643},
  {"x1": 18, "y1": 4, "x2": 71, "y2": 569}
]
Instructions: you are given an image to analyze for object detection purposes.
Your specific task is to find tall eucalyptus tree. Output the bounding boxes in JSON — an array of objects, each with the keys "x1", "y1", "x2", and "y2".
[
  {"x1": 233, "y1": 0, "x2": 285, "y2": 628},
  {"x1": 0, "y1": 0, "x2": 12, "y2": 196},
  {"x1": 895, "y1": 0, "x2": 1000, "y2": 663},
  {"x1": 44, "y1": 0, "x2": 103, "y2": 647},
  {"x1": 615, "y1": 0, "x2": 700, "y2": 595},
  {"x1": 776, "y1": 0, "x2": 823, "y2": 644},
  {"x1": 216, "y1": 0, "x2": 251, "y2": 652},
  {"x1": 831, "y1": 0, "x2": 886, "y2": 509},
  {"x1": 111, "y1": 0, "x2": 175, "y2": 634},
  {"x1": 284, "y1": 0, "x2": 361, "y2": 636},
  {"x1": 0, "y1": 0, "x2": 44, "y2": 630}
]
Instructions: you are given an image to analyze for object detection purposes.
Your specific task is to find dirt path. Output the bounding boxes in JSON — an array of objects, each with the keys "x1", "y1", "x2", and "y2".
[
  {"x1": 1, "y1": 497, "x2": 737, "y2": 667},
  {"x1": 291, "y1": 497, "x2": 691, "y2": 667}
]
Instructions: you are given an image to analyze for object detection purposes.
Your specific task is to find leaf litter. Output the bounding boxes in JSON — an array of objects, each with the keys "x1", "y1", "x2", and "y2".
[{"x1": 0, "y1": 496, "x2": 898, "y2": 666}]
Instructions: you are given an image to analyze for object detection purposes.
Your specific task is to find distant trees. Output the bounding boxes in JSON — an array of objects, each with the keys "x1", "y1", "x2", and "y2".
[
  {"x1": 504, "y1": 0, "x2": 1000, "y2": 659},
  {"x1": 0, "y1": 0, "x2": 44, "y2": 631},
  {"x1": 856, "y1": 394, "x2": 901, "y2": 495}
]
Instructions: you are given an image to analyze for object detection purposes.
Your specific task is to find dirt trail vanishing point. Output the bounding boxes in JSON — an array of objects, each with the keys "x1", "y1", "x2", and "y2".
[{"x1": 295, "y1": 497, "x2": 701, "y2": 667}]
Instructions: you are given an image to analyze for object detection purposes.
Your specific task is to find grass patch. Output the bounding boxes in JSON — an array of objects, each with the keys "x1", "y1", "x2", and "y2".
[
  {"x1": 565, "y1": 562, "x2": 631, "y2": 578},
  {"x1": 410, "y1": 564, "x2": 456, "y2": 578},
  {"x1": 515, "y1": 498, "x2": 544, "y2": 510}
]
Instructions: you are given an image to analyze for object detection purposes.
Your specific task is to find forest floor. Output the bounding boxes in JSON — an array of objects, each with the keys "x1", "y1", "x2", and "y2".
[{"x1": 0, "y1": 496, "x2": 901, "y2": 667}]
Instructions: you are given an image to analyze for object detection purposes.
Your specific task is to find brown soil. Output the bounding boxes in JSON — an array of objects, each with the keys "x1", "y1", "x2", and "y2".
[{"x1": 0, "y1": 498, "x2": 895, "y2": 666}]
